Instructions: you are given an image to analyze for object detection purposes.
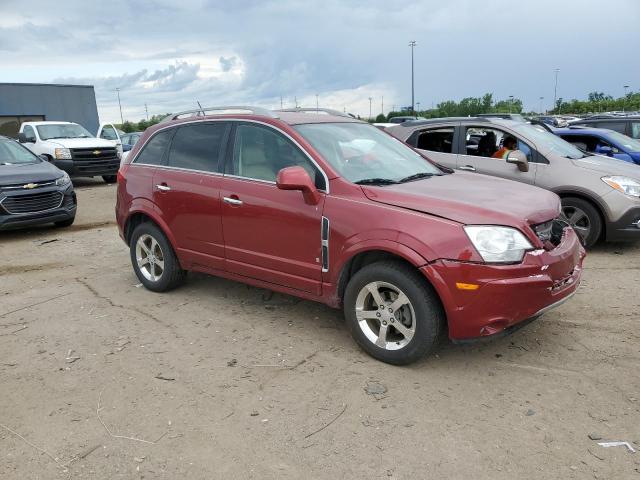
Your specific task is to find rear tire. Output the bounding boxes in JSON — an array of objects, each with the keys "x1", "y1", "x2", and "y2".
[
  {"x1": 343, "y1": 261, "x2": 445, "y2": 365},
  {"x1": 561, "y1": 197, "x2": 602, "y2": 248},
  {"x1": 102, "y1": 175, "x2": 117, "y2": 184},
  {"x1": 54, "y1": 217, "x2": 75, "y2": 228},
  {"x1": 129, "y1": 222, "x2": 186, "y2": 292}
]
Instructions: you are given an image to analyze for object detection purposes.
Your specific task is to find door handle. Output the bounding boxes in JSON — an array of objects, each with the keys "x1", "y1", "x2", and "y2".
[
  {"x1": 223, "y1": 196, "x2": 243, "y2": 206},
  {"x1": 459, "y1": 165, "x2": 476, "y2": 172},
  {"x1": 155, "y1": 184, "x2": 171, "y2": 191}
]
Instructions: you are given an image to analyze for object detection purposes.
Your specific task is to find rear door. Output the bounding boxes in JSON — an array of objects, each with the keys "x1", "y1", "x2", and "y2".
[
  {"x1": 152, "y1": 121, "x2": 230, "y2": 271},
  {"x1": 405, "y1": 124, "x2": 459, "y2": 169},
  {"x1": 220, "y1": 122, "x2": 326, "y2": 294},
  {"x1": 456, "y1": 125, "x2": 538, "y2": 184}
]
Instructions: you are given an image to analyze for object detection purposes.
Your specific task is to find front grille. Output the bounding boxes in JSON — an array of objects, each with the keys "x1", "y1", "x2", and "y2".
[
  {"x1": 0, "y1": 180, "x2": 56, "y2": 190},
  {"x1": 71, "y1": 147, "x2": 117, "y2": 160},
  {"x1": 533, "y1": 217, "x2": 569, "y2": 249},
  {"x1": 1, "y1": 191, "x2": 64, "y2": 214}
]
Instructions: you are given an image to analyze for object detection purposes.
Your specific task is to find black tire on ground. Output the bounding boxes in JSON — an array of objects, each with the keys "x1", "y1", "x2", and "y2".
[
  {"x1": 343, "y1": 260, "x2": 445, "y2": 365},
  {"x1": 129, "y1": 222, "x2": 186, "y2": 292},
  {"x1": 54, "y1": 216, "x2": 75, "y2": 228},
  {"x1": 561, "y1": 196, "x2": 602, "y2": 248},
  {"x1": 102, "y1": 175, "x2": 117, "y2": 184}
]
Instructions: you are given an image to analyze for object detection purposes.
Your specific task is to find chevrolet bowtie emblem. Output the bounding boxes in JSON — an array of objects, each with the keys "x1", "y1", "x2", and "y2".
[
  {"x1": 93, "y1": 150, "x2": 101, "y2": 155},
  {"x1": 23, "y1": 183, "x2": 39, "y2": 189}
]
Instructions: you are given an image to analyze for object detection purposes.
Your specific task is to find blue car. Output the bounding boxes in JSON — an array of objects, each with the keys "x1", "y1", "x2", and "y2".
[{"x1": 554, "y1": 126, "x2": 640, "y2": 165}]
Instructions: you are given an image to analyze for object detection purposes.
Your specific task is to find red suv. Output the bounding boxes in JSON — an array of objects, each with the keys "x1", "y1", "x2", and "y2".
[{"x1": 116, "y1": 107, "x2": 585, "y2": 365}]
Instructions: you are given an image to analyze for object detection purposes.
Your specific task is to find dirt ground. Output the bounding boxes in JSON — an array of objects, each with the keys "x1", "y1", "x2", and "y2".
[{"x1": 1, "y1": 180, "x2": 639, "y2": 480}]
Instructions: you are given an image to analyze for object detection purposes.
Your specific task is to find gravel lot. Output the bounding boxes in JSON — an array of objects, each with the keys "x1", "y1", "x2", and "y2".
[{"x1": 1, "y1": 180, "x2": 639, "y2": 479}]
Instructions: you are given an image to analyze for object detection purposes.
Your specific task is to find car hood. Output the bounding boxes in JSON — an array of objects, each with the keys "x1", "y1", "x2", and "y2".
[
  {"x1": 571, "y1": 154, "x2": 640, "y2": 179},
  {"x1": 0, "y1": 161, "x2": 63, "y2": 186},
  {"x1": 361, "y1": 172, "x2": 560, "y2": 231},
  {"x1": 44, "y1": 137, "x2": 116, "y2": 148}
]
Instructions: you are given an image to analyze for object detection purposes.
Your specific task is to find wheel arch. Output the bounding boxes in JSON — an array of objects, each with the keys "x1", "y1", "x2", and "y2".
[
  {"x1": 124, "y1": 208, "x2": 178, "y2": 251},
  {"x1": 555, "y1": 190, "x2": 607, "y2": 241}
]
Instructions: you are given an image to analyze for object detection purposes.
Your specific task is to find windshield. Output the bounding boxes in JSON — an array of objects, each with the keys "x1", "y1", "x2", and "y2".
[
  {"x1": 294, "y1": 122, "x2": 442, "y2": 184},
  {"x1": 605, "y1": 130, "x2": 640, "y2": 152},
  {"x1": 37, "y1": 123, "x2": 93, "y2": 140},
  {"x1": 0, "y1": 139, "x2": 41, "y2": 165},
  {"x1": 513, "y1": 123, "x2": 584, "y2": 159}
]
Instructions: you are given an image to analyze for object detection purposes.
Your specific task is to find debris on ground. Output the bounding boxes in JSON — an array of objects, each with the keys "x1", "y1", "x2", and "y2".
[
  {"x1": 154, "y1": 374, "x2": 175, "y2": 381},
  {"x1": 588, "y1": 433, "x2": 602, "y2": 441},
  {"x1": 364, "y1": 382, "x2": 387, "y2": 396},
  {"x1": 597, "y1": 441, "x2": 637, "y2": 453},
  {"x1": 65, "y1": 349, "x2": 81, "y2": 363},
  {"x1": 227, "y1": 358, "x2": 237, "y2": 367},
  {"x1": 525, "y1": 409, "x2": 535, "y2": 416}
]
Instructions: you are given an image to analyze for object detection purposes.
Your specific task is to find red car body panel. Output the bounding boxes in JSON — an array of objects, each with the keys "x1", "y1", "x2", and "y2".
[{"x1": 116, "y1": 112, "x2": 586, "y2": 342}]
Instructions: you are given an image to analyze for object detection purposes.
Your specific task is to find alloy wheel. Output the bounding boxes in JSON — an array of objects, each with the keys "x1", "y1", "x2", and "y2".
[
  {"x1": 135, "y1": 234, "x2": 165, "y2": 282},
  {"x1": 561, "y1": 205, "x2": 591, "y2": 243},
  {"x1": 354, "y1": 281, "x2": 416, "y2": 350}
]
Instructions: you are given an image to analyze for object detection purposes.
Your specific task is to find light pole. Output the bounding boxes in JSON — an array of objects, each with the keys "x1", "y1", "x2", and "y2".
[
  {"x1": 368, "y1": 97, "x2": 373, "y2": 121},
  {"x1": 416, "y1": 101, "x2": 421, "y2": 113},
  {"x1": 294, "y1": 96, "x2": 298, "y2": 108},
  {"x1": 315, "y1": 94, "x2": 319, "y2": 112},
  {"x1": 280, "y1": 96, "x2": 283, "y2": 109},
  {"x1": 381, "y1": 96, "x2": 384, "y2": 116},
  {"x1": 539, "y1": 96, "x2": 544, "y2": 114},
  {"x1": 623, "y1": 85, "x2": 630, "y2": 112},
  {"x1": 409, "y1": 40, "x2": 417, "y2": 114},
  {"x1": 508, "y1": 95, "x2": 514, "y2": 113},
  {"x1": 553, "y1": 68, "x2": 560, "y2": 113},
  {"x1": 115, "y1": 88, "x2": 124, "y2": 125}
]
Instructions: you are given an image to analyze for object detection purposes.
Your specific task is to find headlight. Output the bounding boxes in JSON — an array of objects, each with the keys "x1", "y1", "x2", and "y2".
[
  {"x1": 602, "y1": 176, "x2": 640, "y2": 198},
  {"x1": 55, "y1": 172, "x2": 71, "y2": 187},
  {"x1": 464, "y1": 225, "x2": 533, "y2": 263},
  {"x1": 54, "y1": 148, "x2": 72, "y2": 160},
  {"x1": 116, "y1": 149, "x2": 122, "y2": 159}
]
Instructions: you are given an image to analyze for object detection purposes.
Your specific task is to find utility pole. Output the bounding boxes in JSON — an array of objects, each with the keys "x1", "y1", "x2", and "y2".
[
  {"x1": 623, "y1": 85, "x2": 630, "y2": 112},
  {"x1": 381, "y1": 96, "x2": 384, "y2": 116},
  {"x1": 553, "y1": 68, "x2": 560, "y2": 113},
  {"x1": 539, "y1": 97, "x2": 544, "y2": 114},
  {"x1": 508, "y1": 95, "x2": 514, "y2": 113},
  {"x1": 294, "y1": 96, "x2": 298, "y2": 108},
  {"x1": 409, "y1": 40, "x2": 417, "y2": 114},
  {"x1": 280, "y1": 96, "x2": 283, "y2": 109},
  {"x1": 368, "y1": 97, "x2": 373, "y2": 120},
  {"x1": 115, "y1": 88, "x2": 124, "y2": 125},
  {"x1": 144, "y1": 103, "x2": 149, "y2": 120},
  {"x1": 316, "y1": 94, "x2": 319, "y2": 112}
]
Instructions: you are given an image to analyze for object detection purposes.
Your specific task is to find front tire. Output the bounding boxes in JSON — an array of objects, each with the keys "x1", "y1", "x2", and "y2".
[
  {"x1": 561, "y1": 197, "x2": 602, "y2": 248},
  {"x1": 129, "y1": 223, "x2": 186, "y2": 292},
  {"x1": 343, "y1": 261, "x2": 445, "y2": 365},
  {"x1": 102, "y1": 175, "x2": 117, "y2": 184}
]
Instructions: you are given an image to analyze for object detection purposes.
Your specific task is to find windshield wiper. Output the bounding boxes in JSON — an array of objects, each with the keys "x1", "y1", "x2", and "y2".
[
  {"x1": 354, "y1": 178, "x2": 398, "y2": 186},
  {"x1": 398, "y1": 172, "x2": 440, "y2": 183}
]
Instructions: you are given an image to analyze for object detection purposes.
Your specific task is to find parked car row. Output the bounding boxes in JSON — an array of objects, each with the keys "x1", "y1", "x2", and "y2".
[{"x1": 115, "y1": 106, "x2": 587, "y2": 365}]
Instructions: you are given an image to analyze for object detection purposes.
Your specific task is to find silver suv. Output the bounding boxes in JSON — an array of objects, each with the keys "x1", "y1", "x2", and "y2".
[{"x1": 388, "y1": 118, "x2": 640, "y2": 247}]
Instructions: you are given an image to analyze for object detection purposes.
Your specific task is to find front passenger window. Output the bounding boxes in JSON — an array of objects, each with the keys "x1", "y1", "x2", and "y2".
[{"x1": 227, "y1": 124, "x2": 325, "y2": 189}]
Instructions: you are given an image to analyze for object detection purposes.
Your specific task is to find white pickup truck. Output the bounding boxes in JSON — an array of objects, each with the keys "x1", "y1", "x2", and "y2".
[{"x1": 18, "y1": 121, "x2": 122, "y2": 183}]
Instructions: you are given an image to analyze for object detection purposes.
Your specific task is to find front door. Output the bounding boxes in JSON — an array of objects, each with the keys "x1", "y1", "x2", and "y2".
[
  {"x1": 457, "y1": 125, "x2": 538, "y2": 184},
  {"x1": 220, "y1": 122, "x2": 326, "y2": 294},
  {"x1": 152, "y1": 122, "x2": 230, "y2": 271}
]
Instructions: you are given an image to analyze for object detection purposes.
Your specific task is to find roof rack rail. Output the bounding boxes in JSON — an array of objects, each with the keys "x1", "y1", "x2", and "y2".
[
  {"x1": 276, "y1": 107, "x2": 352, "y2": 118},
  {"x1": 161, "y1": 106, "x2": 278, "y2": 123}
]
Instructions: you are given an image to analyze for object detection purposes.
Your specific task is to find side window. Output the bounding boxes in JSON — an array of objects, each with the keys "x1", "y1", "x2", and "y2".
[
  {"x1": 560, "y1": 135, "x2": 596, "y2": 152},
  {"x1": 631, "y1": 122, "x2": 640, "y2": 139},
  {"x1": 167, "y1": 123, "x2": 228, "y2": 172},
  {"x1": 516, "y1": 139, "x2": 533, "y2": 162},
  {"x1": 23, "y1": 125, "x2": 36, "y2": 142},
  {"x1": 413, "y1": 128, "x2": 455, "y2": 153},
  {"x1": 131, "y1": 134, "x2": 141, "y2": 145},
  {"x1": 597, "y1": 122, "x2": 626, "y2": 134},
  {"x1": 465, "y1": 127, "x2": 500, "y2": 157},
  {"x1": 226, "y1": 124, "x2": 325, "y2": 189},
  {"x1": 133, "y1": 129, "x2": 173, "y2": 165},
  {"x1": 100, "y1": 125, "x2": 118, "y2": 140}
]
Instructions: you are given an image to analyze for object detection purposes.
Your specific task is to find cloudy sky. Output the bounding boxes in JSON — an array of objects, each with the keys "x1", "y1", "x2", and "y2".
[{"x1": 1, "y1": 0, "x2": 638, "y2": 123}]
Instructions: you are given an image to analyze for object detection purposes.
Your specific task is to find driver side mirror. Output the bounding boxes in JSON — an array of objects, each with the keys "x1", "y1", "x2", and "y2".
[
  {"x1": 276, "y1": 166, "x2": 321, "y2": 205},
  {"x1": 598, "y1": 145, "x2": 614, "y2": 156},
  {"x1": 506, "y1": 150, "x2": 529, "y2": 172}
]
